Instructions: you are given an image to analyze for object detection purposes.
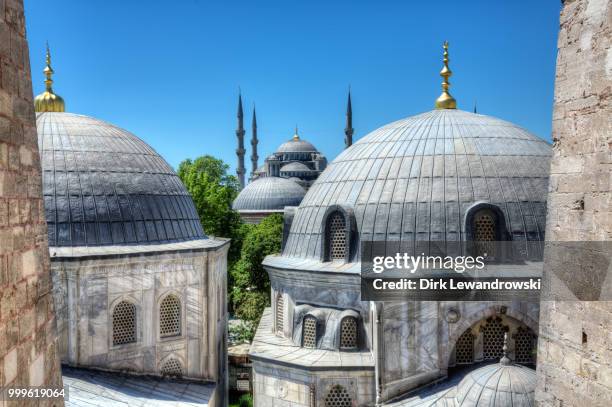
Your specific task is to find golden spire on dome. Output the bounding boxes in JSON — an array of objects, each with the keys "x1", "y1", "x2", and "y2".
[
  {"x1": 34, "y1": 43, "x2": 65, "y2": 112},
  {"x1": 434, "y1": 41, "x2": 457, "y2": 109},
  {"x1": 293, "y1": 125, "x2": 300, "y2": 140}
]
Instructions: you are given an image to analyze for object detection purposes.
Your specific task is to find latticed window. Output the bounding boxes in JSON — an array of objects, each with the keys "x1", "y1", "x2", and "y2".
[
  {"x1": 514, "y1": 327, "x2": 536, "y2": 365},
  {"x1": 481, "y1": 317, "x2": 507, "y2": 360},
  {"x1": 340, "y1": 317, "x2": 358, "y2": 349},
  {"x1": 160, "y1": 358, "x2": 182, "y2": 377},
  {"x1": 302, "y1": 316, "x2": 317, "y2": 348},
  {"x1": 159, "y1": 294, "x2": 181, "y2": 338},
  {"x1": 325, "y1": 385, "x2": 352, "y2": 407},
  {"x1": 276, "y1": 293, "x2": 284, "y2": 334},
  {"x1": 474, "y1": 209, "x2": 497, "y2": 257},
  {"x1": 112, "y1": 301, "x2": 136, "y2": 346},
  {"x1": 455, "y1": 329, "x2": 475, "y2": 364},
  {"x1": 328, "y1": 212, "x2": 347, "y2": 261}
]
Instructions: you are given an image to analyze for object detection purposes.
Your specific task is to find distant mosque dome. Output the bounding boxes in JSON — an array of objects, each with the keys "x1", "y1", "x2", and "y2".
[
  {"x1": 280, "y1": 161, "x2": 312, "y2": 173},
  {"x1": 33, "y1": 46, "x2": 65, "y2": 112},
  {"x1": 233, "y1": 176, "x2": 306, "y2": 211},
  {"x1": 276, "y1": 130, "x2": 319, "y2": 154}
]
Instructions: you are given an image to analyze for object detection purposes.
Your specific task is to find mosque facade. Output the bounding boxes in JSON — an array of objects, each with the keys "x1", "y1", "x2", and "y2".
[
  {"x1": 249, "y1": 43, "x2": 551, "y2": 406},
  {"x1": 33, "y1": 49, "x2": 229, "y2": 406}
]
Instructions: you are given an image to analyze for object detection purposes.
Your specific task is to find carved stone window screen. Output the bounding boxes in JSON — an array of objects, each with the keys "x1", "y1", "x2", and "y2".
[
  {"x1": 482, "y1": 317, "x2": 507, "y2": 360},
  {"x1": 340, "y1": 317, "x2": 358, "y2": 349},
  {"x1": 276, "y1": 294, "x2": 284, "y2": 334},
  {"x1": 474, "y1": 210, "x2": 496, "y2": 257},
  {"x1": 302, "y1": 316, "x2": 317, "y2": 348},
  {"x1": 328, "y1": 212, "x2": 347, "y2": 260},
  {"x1": 159, "y1": 294, "x2": 181, "y2": 338},
  {"x1": 455, "y1": 329, "x2": 475, "y2": 364},
  {"x1": 160, "y1": 358, "x2": 183, "y2": 377},
  {"x1": 325, "y1": 385, "x2": 352, "y2": 407},
  {"x1": 514, "y1": 326, "x2": 536, "y2": 365},
  {"x1": 112, "y1": 301, "x2": 136, "y2": 346}
]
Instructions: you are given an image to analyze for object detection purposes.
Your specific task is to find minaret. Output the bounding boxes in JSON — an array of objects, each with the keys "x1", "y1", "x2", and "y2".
[
  {"x1": 236, "y1": 93, "x2": 246, "y2": 189},
  {"x1": 34, "y1": 43, "x2": 65, "y2": 112},
  {"x1": 250, "y1": 106, "x2": 258, "y2": 177},
  {"x1": 344, "y1": 88, "x2": 354, "y2": 149},
  {"x1": 434, "y1": 41, "x2": 457, "y2": 109}
]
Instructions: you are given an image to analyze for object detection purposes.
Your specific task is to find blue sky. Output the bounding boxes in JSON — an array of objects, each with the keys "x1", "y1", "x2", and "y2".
[{"x1": 25, "y1": 0, "x2": 560, "y2": 174}]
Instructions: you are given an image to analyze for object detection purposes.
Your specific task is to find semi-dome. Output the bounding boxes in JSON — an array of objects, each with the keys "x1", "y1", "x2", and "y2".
[
  {"x1": 276, "y1": 134, "x2": 318, "y2": 154},
  {"x1": 455, "y1": 362, "x2": 536, "y2": 406},
  {"x1": 281, "y1": 108, "x2": 551, "y2": 260},
  {"x1": 233, "y1": 177, "x2": 306, "y2": 211},
  {"x1": 280, "y1": 162, "x2": 312, "y2": 173},
  {"x1": 37, "y1": 112, "x2": 206, "y2": 247}
]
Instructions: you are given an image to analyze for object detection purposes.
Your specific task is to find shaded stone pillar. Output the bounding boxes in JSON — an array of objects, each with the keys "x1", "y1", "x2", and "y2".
[
  {"x1": 535, "y1": 0, "x2": 611, "y2": 405},
  {"x1": 0, "y1": 0, "x2": 64, "y2": 403}
]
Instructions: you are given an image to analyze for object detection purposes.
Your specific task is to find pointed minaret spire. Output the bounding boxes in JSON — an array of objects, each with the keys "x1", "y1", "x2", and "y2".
[
  {"x1": 473, "y1": 100, "x2": 478, "y2": 114},
  {"x1": 434, "y1": 41, "x2": 457, "y2": 109},
  {"x1": 344, "y1": 87, "x2": 354, "y2": 149},
  {"x1": 250, "y1": 105, "x2": 258, "y2": 177},
  {"x1": 236, "y1": 92, "x2": 246, "y2": 189}
]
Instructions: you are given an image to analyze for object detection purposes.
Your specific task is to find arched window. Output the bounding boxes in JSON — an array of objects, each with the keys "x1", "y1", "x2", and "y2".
[
  {"x1": 514, "y1": 326, "x2": 536, "y2": 365},
  {"x1": 325, "y1": 385, "x2": 352, "y2": 407},
  {"x1": 275, "y1": 293, "x2": 284, "y2": 334},
  {"x1": 302, "y1": 316, "x2": 318, "y2": 348},
  {"x1": 481, "y1": 316, "x2": 507, "y2": 361},
  {"x1": 455, "y1": 329, "x2": 475, "y2": 365},
  {"x1": 159, "y1": 294, "x2": 181, "y2": 338},
  {"x1": 473, "y1": 209, "x2": 497, "y2": 257},
  {"x1": 339, "y1": 317, "x2": 358, "y2": 349},
  {"x1": 112, "y1": 301, "x2": 136, "y2": 346},
  {"x1": 327, "y1": 211, "x2": 347, "y2": 261},
  {"x1": 160, "y1": 358, "x2": 183, "y2": 377}
]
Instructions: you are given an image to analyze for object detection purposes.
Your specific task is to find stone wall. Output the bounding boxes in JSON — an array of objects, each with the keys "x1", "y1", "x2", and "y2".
[
  {"x1": 0, "y1": 0, "x2": 64, "y2": 403},
  {"x1": 535, "y1": 0, "x2": 611, "y2": 405}
]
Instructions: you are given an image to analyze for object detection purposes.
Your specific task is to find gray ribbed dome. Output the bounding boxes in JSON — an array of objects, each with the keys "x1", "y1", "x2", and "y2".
[
  {"x1": 281, "y1": 109, "x2": 551, "y2": 260},
  {"x1": 233, "y1": 177, "x2": 306, "y2": 211},
  {"x1": 280, "y1": 162, "x2": 312, "y2": 172},
  {"x1": 455, "y1": 363, "x2": 536, "y2": 406},
  {"x1": 37, "y1": 112, "x2": 206, "y2": 247},
  {"x1": 276, "y1": 137, "x2": 318, "y2": 153}
]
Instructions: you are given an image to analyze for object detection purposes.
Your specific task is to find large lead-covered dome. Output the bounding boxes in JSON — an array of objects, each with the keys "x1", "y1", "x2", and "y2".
[
  {"x1": 281, "y1": 109, "x2": 551, "y2": 260},
  {"x1": 37, "y1": 112, "x2": 206, "y2": 247}
]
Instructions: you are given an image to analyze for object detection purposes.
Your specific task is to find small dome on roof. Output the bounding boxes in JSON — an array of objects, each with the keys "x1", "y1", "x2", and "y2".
[
  {"x1": 233, "y1": 177, "x2": 306, "y2": 211},
  {"x1": 455, "y1": 362, "x2": 536, "y2": 406},
  {"x1": 280, "y1": 162, "x2": 311, "y2": 173},
  {"x1": 276, "y1": 132, "x2": 318, "y2": 154}
]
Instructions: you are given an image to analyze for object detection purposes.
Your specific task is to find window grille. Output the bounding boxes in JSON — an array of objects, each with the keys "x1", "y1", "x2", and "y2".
[
  {"x1": 276, "y1": 294, "x2": 284, "y2": 334},
  {"x1": 482, "y1": 317, "x2": 507, "y2": 360},
  {"x1": 514, "y1": 326, "x2": 536, "y2": 364},
  {"x1": 340, "y1": 317, "x2": 358, "y2": 349},
  {"x1": 474, "y1": 210, "x2": 496, "y2": 256},
  {"x1": 112, "y1": 301, "x2": 136, "y2": 346},
  {"x1": 328, "y1": 212, "x2": 347, "y2": 260},
  {"x1": 159, "y1": 294, "x2": 181, "y2": 338},
  {"x1": 455, "y1": 329, "x2": 475, "y2": 364},
  {"x1": 325, "y1": 385, "x2": 352, "y2": 407},
  {"x1": 302, "y1": 316, "x2": 317, "y2": 348},
  {"x1": 160, "y1": 358, "x2": 183, "y2": 377}
]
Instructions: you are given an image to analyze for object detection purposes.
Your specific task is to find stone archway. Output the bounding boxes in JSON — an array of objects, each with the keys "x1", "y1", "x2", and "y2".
[{"x1": 443, "y1": 305, "x2": 538, "y2": 371}]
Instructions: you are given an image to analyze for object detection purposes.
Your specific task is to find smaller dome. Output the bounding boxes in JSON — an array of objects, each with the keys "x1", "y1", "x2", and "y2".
[
  {"x1": 280, "y1": 162, "x2": 312, "y2": 173},
  {"x1": 276, "y1": 134, "x2": 318, "y2": 153},
  {"x1": 455, "y1": 362, "x2": 536, "y2": 406},
  {"x1": 233, "y1": 177, "x2": 306, "y2": 211}
]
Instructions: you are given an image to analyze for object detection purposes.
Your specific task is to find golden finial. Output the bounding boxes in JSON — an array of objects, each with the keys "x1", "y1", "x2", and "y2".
[
  {"x1": 434, "y1": 41, "x2": 457, "y2": 109},
  {"x1": 293, "y1": 125, "x2": 299, "y2": 140},
  {"x1": 34, "y1": 43, "x2": 65, "y2": 112}
]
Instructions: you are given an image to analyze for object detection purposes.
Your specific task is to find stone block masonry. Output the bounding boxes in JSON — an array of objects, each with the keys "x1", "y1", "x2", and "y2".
[
  {"x1": 535, "y1": 0, "x2": 611, "y2": 406},
  {"x1": 0, "y1": 0, "x2": 64, "y2": 405}
]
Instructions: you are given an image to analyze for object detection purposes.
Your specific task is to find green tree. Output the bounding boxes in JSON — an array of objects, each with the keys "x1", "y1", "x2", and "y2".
[
  {"x1": 231, "y1": 214, "x2": 283, "y2": 334},
  {"x1": 177, "y1": 156, "x2": 244, "y2": 265}
]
